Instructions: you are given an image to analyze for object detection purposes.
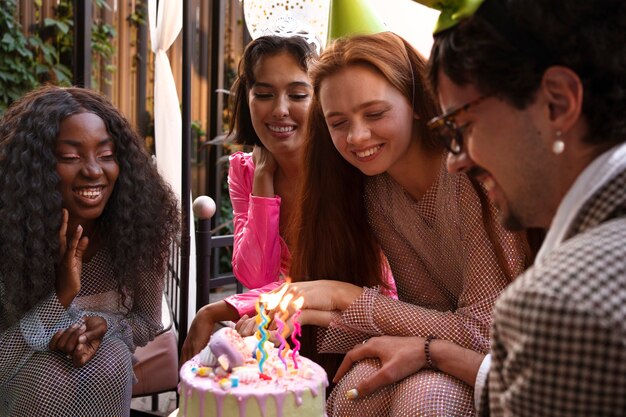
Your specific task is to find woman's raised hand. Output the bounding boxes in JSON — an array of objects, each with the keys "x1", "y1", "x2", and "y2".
[
  {"x1": 55, "y1": 209, "x2": 89, "y2": 308},
  {"x1": 252, "y1": 145, "x2": 278, "y2": 176},
  {"x1": 252, "y1": 145, "x2": 278, "y2": 198}
]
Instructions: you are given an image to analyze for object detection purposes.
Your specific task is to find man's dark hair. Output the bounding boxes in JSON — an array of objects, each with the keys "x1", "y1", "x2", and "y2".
[{"x1": 428, "y1": 0, "x2": 626, "y2": 148}]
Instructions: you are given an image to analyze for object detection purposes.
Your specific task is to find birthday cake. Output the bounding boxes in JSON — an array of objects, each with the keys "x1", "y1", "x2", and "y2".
[{"x1": 178, "y1": 327, "x2": 328, "y2": 417}]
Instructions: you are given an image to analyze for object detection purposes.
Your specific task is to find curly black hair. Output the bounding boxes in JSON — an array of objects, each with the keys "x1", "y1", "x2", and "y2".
[
  {"x1": 428, "y1": 0, "x2": 626, "y2": 148},
  {"x1": 0, "y1": 85, "x2": 180, "y2": 326}
]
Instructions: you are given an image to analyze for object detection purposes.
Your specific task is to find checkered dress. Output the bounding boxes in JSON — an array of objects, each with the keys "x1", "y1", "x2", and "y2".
[
  {"x1": 0, "y1": 249, "x2": 164, "y2": 417},
  {"x1": 324, "y1": 160, "x2": 531, "y2": 416},
  {"x1": 485, "y1": 168, "x2": 626, "y2": 416}
]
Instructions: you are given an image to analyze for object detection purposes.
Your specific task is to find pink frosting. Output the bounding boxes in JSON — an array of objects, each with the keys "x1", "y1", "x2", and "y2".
[{"x1": 179, "y1": 335, "x2": 328, "y2": 417}]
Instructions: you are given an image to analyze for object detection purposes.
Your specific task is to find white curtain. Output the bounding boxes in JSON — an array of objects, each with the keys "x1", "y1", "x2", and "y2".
[
  {"x1": 148, "y1": 0, "x2": 196, "y2": 331},
  {"x1": 149, "y1": 0, "x2": 182, "y2": 197}
]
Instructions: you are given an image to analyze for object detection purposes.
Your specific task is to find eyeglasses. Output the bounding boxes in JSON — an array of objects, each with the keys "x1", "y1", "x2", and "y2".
[{"x1": 427, "y1": 95, "x2": 490, "y2": 155}]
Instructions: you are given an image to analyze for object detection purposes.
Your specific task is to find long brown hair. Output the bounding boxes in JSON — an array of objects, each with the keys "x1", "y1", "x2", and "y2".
[
  {"x1": 289, "y1": 32, "x2": 441, "y2": 288},
  {"x1": 288, "y1": 32, "x2": 443, "y2": 381}
]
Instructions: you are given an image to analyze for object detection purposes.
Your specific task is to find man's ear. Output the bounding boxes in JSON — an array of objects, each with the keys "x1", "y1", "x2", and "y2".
[{"x1": 541, "y1": 66, "x2": 583, "y2": 132}]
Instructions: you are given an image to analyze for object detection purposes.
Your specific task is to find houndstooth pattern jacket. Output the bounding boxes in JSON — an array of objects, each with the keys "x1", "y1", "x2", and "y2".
[{"x1": 483, "y1": 167, "x2": 626, "y2": 416}]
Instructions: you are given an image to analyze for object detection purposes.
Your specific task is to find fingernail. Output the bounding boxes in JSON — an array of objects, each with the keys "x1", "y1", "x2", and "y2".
[
  {"x1": 79, "y1": 335, "x2": 87, "y2": 343},
  {"x1": 345, "y1": 388, "x2": 359, "y2": 400}
]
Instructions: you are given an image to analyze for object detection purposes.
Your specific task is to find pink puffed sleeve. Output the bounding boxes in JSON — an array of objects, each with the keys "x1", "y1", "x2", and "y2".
[
  {"x1": 223, "y1": 281, "x2": 284, "y2": 317},
  {"x1": 228, "y1": 152, "x2": 291, "y2": 289}
]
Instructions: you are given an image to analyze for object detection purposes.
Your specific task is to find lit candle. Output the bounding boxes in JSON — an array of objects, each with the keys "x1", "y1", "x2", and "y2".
[
  {"x1": 257, "y1": 285, "x2": 289, "y2": 374},
  {"x1": 255, "y1": 299, "x2": 269, "y2": 373},
  {"x1": 275, "y1": 294, "x2": 293, "y2": 370},
  {"x1": 290, "y1": 296, "x2": 304, "y2": 369}
]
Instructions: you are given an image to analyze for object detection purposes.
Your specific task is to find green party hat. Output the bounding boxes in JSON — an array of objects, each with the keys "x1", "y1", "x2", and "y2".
[
  {"x1": 327, "y1": 0, "x2": 388, "y2": 44},
  {"x1": 412, "y1": 0, "x2": 485, "y2": 33}
]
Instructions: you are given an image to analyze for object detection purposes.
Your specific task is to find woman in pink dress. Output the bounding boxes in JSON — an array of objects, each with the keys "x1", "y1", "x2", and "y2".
[{"x1": 181, "y1": 35, "x2": 317, "y2": 362}]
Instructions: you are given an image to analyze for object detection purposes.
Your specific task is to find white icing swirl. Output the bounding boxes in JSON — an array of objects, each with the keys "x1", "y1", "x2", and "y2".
[{"x1": 198, "y1": 344, "x2": 218, "y2": 367}]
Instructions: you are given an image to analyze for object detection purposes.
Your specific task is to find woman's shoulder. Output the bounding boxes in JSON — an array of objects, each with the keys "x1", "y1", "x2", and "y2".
[
  {"x1": 228, "y1": 151, "x2": 255, "y2": 175},
  {"x1": 364, "y1": 174, "x2": 398, "y2": 213}
]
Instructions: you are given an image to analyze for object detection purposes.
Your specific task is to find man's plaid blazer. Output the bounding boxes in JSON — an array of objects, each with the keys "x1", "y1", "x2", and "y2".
[{"x1": 483, "y1": 167, "x2": 626, "y2": 416}]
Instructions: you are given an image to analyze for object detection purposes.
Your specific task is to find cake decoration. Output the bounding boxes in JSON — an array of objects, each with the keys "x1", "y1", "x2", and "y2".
[{"x1": 178, "y1": 326, "x2": 328, "y2": 417}]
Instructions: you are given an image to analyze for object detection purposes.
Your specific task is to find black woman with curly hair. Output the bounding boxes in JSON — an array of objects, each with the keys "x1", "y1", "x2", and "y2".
[{"x1": 0, "y1": 85, "x2": 180, "y2": 416}]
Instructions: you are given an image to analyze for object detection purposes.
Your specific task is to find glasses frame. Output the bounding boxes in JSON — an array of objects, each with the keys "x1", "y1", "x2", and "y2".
[{"x1": 427, "y1": 95, "x2": 490, "y2": 155}]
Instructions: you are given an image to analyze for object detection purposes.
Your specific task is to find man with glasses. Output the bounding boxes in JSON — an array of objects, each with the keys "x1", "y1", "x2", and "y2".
[{"x1": 426, "y1": 0, "x2": 626, "y2": 415}]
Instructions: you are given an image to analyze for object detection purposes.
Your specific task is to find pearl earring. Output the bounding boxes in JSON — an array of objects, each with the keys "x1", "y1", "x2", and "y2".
[{"x1": 552, "y1": 131, "x2": 565, "y2": 155}]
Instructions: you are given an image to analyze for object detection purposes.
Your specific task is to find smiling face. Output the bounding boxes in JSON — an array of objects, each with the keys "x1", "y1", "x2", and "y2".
[
  {"x1": 55, "y1": 112, "x2": 119, "y2": 231},
  {"x1": 437, "y1": 71, "x2": 560, "y2": 230},
  {"x1": 248, "y1": 51, "x2": 312, "y2": 156},
  {"x1": 319, "y1": 65, "x2": 417, "y2": 177}
]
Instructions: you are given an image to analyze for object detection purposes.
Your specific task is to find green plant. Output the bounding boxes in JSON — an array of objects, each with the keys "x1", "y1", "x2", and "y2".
[
  {"x1": 0, "y1": 0, "x2": 120, "y2": 115},
  {"x1": 0, "y1": 0, "x2": 38, "y2": 114},
  {"x1": 127, "y1": 0, "x2": 147, "y2": 27},
  {"x1": 91, "y1": 20, "x2": 117, "y2": 87},
  {"x1": 191, "y1": 120, "x2": 206, "y2": 163},
  {"x1": 30, "y1": 0, "x2": 73, "y2": 85}
]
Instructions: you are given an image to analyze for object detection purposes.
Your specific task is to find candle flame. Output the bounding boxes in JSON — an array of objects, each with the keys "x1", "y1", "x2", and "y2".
[
  {"x1": 293, "y1": 296, "x2": 304, "y2": 309},
  {"x1": 261, "y1": 283, "x2": 289, "y2": 310},
  {"x1": 279, "y1": 293, "x2": 294, "y2": 311}
]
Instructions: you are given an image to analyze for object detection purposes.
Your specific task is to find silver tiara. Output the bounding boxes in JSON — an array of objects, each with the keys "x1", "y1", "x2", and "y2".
[
  {"x1": 260, "y1": 17, "x2": 323, "y2": 54},
  {"x1": 243, "y1": 0, "x2": 330, "y2": 54}
]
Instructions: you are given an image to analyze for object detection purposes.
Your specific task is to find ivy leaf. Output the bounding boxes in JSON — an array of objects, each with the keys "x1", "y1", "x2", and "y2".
[
  {"x1": 28, "y1": 36, "x2": 42, "y2": 48},
  {"x1": 1, "y1": 33, "x2": 15, "y2": 48},
  {"x1": 44, "y1": 17, "x2": 70, "y2": 34},
  {"x1": 53, "y1": 66, "x2": 72, "y2": 86},
  {"x1": 35, "y1": 64, "x2": 49, "y2": 75},
  {"x1": 0, "y1": 71, "x2": 14, "y2": 82}
]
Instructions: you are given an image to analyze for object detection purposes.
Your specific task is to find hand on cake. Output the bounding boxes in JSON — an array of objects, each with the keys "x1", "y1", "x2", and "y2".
[
  {"x1": 50, "y1": 316, "x2": 107, "y2": 368},
  {"x1": 333, "y1": 336, "x2": 426, "y2": 399},
  {"x1": 198, "y1": 327, "x2": 250, "y2": 372},
  {"x1": 181, "y1": 301, "x2": 240, "y2": 364},
  {"x1": 235, "y1": 314, "x2": 257, "y2": 337}
]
